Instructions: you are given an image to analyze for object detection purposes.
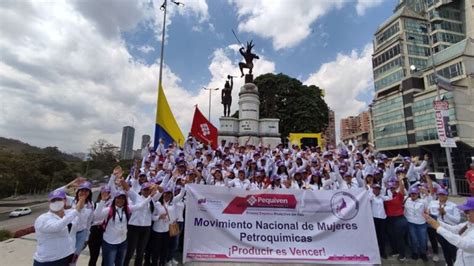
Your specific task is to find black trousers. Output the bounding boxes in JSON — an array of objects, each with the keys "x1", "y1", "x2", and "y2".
[
  {"x1": 88, "y1": 225, "x2": 104, "y2": 266},
  {"x1": 34, "y1": 254, "x2": 73, "y2": 266},
  {"x1": 427, "y1": 226, "x2": 439, "y2": 254},
  {"x1": 151, "y1": 231, "x2": 170, "y2": 266},
  {"x1": 124, "y1": 225, "x2": 151, "y2": 266},
  {"x1": 374, "y1": 218, "x2": 387, "y2": 257},
  {"x1": 386, "y1": 215, "x2": 408, "y2": 257},
  {"x1": 438, "y1": 233, "x2": 457, "y2": 266}
]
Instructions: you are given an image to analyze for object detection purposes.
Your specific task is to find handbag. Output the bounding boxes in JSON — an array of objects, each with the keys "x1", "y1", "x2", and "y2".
[
  {"x1": 164, "y1": 204, "x2": 180, "y2": 237},
  {"x1": 169, "y1": 222, "x2": 180, "y2": 237}
]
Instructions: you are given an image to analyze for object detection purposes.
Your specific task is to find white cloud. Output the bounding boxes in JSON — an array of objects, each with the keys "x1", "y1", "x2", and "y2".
[
  {"x1": 0, "y1": 0, "x2": 206, "y2": 153},
  {"x1": 137, "y1": 45, "x2": 155, "y2": 53},
  {"x1": 227, "y1": 43, "x2": 241, "y2": 52},
  {"x1": 355, "y1": 0, "x2": 385, "y2": 16},
  {"x1": 72, "y1": 0, "x2": 151, "y2": 39},
  {"x1": 304, "y1": 44, "x2": 374, "y2": 142},
  {"x1": 229, "y1": 0, "x2": 346, "y2": 50},
  {"x1": 150, "y1": 0, "x2": 209, "y2": 41},
  {"x1": 0, "y1": 0, "x2": 276, "y2": 153},
  {"x1": 229, "y1": 0, "x2": 384, "y2": 50}
]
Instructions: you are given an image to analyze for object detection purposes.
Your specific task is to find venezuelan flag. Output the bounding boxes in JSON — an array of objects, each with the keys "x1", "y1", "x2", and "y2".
[{"x1": 154, "y1": 84, "x2": 185, "y2": 149}]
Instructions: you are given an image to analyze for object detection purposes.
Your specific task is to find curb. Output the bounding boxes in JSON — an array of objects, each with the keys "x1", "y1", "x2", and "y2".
[{"x1": 13, "y1": 226, "x2": 35, "y2": 238}]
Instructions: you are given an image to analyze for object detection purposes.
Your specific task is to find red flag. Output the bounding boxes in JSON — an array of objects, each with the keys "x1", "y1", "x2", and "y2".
[{"x1": 190, "y1": 106, "x2": 218, "y2": 149}]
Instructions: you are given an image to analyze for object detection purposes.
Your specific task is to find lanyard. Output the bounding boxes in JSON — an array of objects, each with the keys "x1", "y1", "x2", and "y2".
[{"x1": 117, "y1": 209, "x2": 124, "y2": 223}]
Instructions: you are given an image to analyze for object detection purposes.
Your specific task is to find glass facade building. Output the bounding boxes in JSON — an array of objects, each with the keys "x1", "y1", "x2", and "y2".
[{"x1": 371, "y1": 0, "x2": 470, "y2": 150}]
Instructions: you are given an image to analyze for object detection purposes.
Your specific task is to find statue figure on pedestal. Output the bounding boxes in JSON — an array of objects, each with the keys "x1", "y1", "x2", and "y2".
[
  {"x1": 238, "y1": 41, "x2": 259, "y2": 77},
  {"x1": 221, "y1": 75, "x2": 233, "y2": 117}
]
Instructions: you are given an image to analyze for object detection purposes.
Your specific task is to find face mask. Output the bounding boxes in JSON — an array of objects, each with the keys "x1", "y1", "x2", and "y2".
[{"x1": 49, "y1": 201, "x2": 64, "y2": 212}]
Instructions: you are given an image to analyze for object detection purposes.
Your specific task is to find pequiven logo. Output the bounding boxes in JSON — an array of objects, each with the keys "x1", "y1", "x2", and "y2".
[{"x1": 223, "y1": 194, "x2": 297, "y2": 214}]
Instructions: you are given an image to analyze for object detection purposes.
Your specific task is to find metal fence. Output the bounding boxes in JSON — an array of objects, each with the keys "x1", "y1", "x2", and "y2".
[{"x1": 455, "y1": 178, "x2": 471, "y2": 196}]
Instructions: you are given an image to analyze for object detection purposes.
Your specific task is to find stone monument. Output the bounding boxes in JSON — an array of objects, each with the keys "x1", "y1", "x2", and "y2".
[{"x1": 218, "y1": 41, "x2": 280, "y2": 148}]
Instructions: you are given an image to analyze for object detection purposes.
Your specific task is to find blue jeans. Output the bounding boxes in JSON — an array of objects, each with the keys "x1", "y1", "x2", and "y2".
[
  {"x1": 102, "y1": 240, "x2": 127, "y2": 266},
  {"x1": 167, "y1": 221, "x2": 184, "y2": 262},
  {"x1": 75, "y1": 230, "x2": 89, "y2": 254},
  {"x1": 408, "y1": 222, "x2": 427, "y2": 255}
]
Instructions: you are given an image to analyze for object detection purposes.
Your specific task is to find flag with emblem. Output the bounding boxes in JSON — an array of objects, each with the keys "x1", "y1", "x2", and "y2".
[{"x1": 190, "y1": 106, "x2": 218, "y2": 149}]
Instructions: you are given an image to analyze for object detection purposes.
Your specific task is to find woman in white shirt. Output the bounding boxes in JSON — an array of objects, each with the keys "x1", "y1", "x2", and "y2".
[
  {"x1": 150, "y1": 188, "x2": 177, "y2": 266},
  {"x1": 34, "y1": 190, "x2": 85, "y2": 266},
  {"x1": 88, "y1": 185, "x2": 112, "y2": 266},
  {"x1": 427, "y1": 188, "x2": 461, "y2": 266},
  {"x1": 404, "y1": 186, "x2": 430, "y2": 261},
  {"x1": 307, "y1": 172, "x2": 322, "y2": 191},
  {"x1": 424, "y1": 197, "x2": 474, "y2": 266},
  {"x1": 368, "y1": 184, "x2": 392, "y2": 259},
  {"x1": 228, "y1": 170, "x2": 250, "y2": 189},
  {"x1": 210, "y1": 169, "x2": 226, "y2": 186},
  {"x1": 95, "y1": 190, "x2": 154, "y2": 266},
  {"x1": 70, "y1": 181, "x2": 94, "y2": 266},
  {"x1": 168, "y1": 185, "x2": 186, "y2": 265}
]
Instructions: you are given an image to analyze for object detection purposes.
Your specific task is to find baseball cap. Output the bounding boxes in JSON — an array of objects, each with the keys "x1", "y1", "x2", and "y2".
[{"x1": 48, "y1": 190, "x2": 66, "y2": 201}]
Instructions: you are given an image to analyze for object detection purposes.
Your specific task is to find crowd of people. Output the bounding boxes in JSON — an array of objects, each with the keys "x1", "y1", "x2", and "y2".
[{"x1": 33, "y1": 137, "x2": 474, "y2": 266}]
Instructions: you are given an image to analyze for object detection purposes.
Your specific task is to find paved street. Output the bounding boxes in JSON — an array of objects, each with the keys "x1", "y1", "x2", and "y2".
[
  {"x1": 0, "y1": 190, "x2": 100, "y2": 232},
  {"x1": 0, "y1": 202, "x2": 49, "y2": 232}
]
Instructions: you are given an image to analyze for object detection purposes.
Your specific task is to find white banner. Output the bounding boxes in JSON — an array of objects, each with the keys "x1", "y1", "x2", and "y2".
[
  {"x1": 183, "y1": 185, "x2": 380, "y2": 264},
  {"x1": 433, "y1": 100, "x2": 457, "y2": 148}
]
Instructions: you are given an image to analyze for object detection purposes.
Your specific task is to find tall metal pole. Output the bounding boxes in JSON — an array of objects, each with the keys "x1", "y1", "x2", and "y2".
[
  {"x1": 153, "y1": 0, "x2": 182, "y2": 149},
  {"x1": 158, "y1": 0, "x2": 167, "y2": 89},
  {"x1": 203, "y1": 87, "x2": 219, "y2": 121},
  {"x1": 425, "y1": 17, "x2": 457, "y2": 195},
  {"x1": 209, "y1": 89, "x2": 212, "y2": 120}
]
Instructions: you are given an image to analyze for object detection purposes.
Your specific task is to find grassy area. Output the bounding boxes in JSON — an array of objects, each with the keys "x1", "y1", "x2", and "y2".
[{"x1": 0, "y1": 229, "x2": 13, "y2": 242}]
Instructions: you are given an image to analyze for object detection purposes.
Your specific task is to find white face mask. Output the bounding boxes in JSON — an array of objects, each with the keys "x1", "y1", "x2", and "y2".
[{"x1": 49, "y1": 201, "x2": 64, "y2": 212}]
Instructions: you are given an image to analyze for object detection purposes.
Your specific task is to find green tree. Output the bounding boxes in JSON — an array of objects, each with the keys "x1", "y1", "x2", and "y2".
[
  {"x1": 86, "y1": 139, "x2": 122, "y2": 180},
  {"x1": 89, "y1": 139, "x2": 119, "y2": 162},
  {"x1": 254, "y1": 73, "x2": 329, "y2": 139}
]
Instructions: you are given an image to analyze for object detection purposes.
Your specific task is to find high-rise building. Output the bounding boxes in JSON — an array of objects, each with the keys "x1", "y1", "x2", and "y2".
[
  {"x1": 323, "y1": 109, "x2": 336, "y2": 148},
  {"x1": 120, "y1": 126, "x2": 135, "y2": 160},
  {"x1": 340, "y1": 111, "x2": 372, "y2": 148},
  {"x1": 340, "y1": 116, "x2": 360, "y2": 140},
  {"x1": 141, "y1": 134, "x2": 151, "y2": 149},
  {"x1": 370, "y1": 0, "x2": 473, "y2": 193}
]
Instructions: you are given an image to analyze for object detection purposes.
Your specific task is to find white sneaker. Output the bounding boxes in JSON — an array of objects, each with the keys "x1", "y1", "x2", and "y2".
[
  {"x1": 171, "y1": 259, "x2": 179, "y2": 265},
  {"x1": 165, "y1": 262, "x2": 172, "y2": 266},
  {"x1": 433, "y1": 255, "x2": 440, "y2": 262}
]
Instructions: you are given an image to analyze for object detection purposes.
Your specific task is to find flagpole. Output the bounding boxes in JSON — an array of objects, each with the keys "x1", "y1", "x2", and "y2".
[
  {"x1": 157, "y1": 0, "x2": 167, "y2": 89},
  {"x1": 154, "y1": 0, "x2": 183, "y2": 149}
]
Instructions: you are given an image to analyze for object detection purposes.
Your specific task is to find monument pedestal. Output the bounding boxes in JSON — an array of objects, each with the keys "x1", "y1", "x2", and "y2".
[
  {"x1": 218, "y1": 116, "x2": 238, "y2": 145},
  {"x1": 219, "y1": 75, "x2": 281, "y2": 148}
]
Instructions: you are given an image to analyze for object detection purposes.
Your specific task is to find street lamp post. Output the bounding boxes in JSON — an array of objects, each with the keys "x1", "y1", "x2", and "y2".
[
  {"x1": 203, "y1": 87, "x2": 219, "y2": 121},
  {"x1": 421, "y1": 15, "x2": 457, "y2": 195}
]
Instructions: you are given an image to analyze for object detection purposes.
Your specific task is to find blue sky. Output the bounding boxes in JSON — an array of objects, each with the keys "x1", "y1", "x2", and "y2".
[{"x1": 0, "y1": 0, "x2": 397, "y2": 152}]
